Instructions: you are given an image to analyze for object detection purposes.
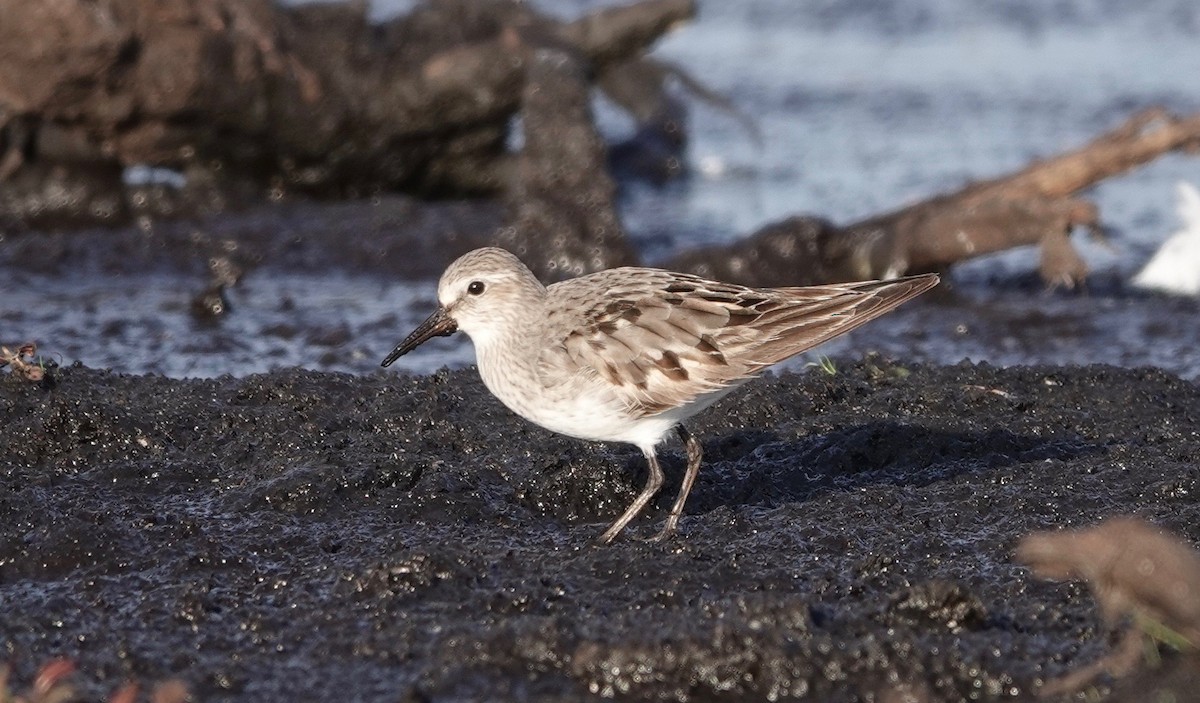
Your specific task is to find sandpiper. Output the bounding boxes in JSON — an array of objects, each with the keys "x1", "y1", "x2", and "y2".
[{"x1": 383, "y1": 247, "x2": 938, "y2": 543}]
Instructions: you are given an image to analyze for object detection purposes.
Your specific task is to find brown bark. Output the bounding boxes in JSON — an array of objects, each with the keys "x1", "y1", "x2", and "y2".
[
  {"x1": 0, "y1": 0, "x2": 695, "y2": 226},
  {"x1": 876, "y1": 108, "x2": 1200, "y2": 284}
]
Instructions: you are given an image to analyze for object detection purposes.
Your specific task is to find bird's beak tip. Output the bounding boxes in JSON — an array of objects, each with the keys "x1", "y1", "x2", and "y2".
[{"x1": 380, "y1": 307, "x2": 457, "y2": 368}]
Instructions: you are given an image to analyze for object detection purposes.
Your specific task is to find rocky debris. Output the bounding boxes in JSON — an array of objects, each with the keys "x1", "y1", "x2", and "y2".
[{"x1": 1018, "y1": 517, "x2": 1200, "y2": 698}]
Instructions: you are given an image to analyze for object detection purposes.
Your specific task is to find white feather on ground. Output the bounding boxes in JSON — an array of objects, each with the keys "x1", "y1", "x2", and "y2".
[{"x1": 1132, "y1": 181, "x2": 1200, "y2": 296}]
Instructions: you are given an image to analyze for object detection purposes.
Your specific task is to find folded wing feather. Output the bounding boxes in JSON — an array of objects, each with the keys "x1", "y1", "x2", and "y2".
[{"x1": 538, "y1": 271, "x2": 938, "y2": 418}]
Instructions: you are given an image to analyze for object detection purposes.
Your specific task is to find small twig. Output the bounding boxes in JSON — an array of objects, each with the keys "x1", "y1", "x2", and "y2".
[{"x1": 1, "y1": 342, "x2": 47, "y2": 382}]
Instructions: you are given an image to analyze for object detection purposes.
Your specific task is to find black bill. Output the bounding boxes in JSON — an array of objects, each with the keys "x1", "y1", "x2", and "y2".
[{"x1": 380, "y1": 307, "x2": 458, "y2": 367}]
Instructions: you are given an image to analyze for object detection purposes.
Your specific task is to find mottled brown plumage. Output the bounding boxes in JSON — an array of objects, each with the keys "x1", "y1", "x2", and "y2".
[{"x1": 383, "y1": 247, "x2": 939, "y2": 543}]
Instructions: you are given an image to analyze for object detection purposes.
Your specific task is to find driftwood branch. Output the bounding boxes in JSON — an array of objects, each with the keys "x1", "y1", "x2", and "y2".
[
  {"x1": 495, "y1": 45, "x2": 637, "y2": 278},
  {"x1": 985, "y1": 108, "x2": 1200, "y2": 198},
  {"x1": 876, "y1": 108, "x2": 1200, "y2": 282},
  {"x1": 668, "y1": 109, "x2": 1200, "y2": 287}
]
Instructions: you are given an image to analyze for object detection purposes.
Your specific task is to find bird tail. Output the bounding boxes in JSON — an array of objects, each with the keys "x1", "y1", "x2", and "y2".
[{"x1": 751, "y1": 273, "x2": 940, "y2": 366}]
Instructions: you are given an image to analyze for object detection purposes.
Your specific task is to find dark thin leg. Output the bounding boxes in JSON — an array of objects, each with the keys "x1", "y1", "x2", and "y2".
[
  {"x1": 597, "y1": 447, "x2": 664, "y2": 545},
  {"x1": 651, "y1": 425, "x2": 703, "y2": 541}
]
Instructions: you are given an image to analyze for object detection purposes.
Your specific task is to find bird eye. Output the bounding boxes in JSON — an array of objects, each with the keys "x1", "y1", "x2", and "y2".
[{"x1": 467, "y1": 281, "x2": 486, "y2": 295}]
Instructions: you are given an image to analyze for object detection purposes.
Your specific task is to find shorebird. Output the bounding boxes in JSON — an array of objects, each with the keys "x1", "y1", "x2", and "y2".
[{"x1": 383, "y1": 247, "x2": 938, "y2": 543}]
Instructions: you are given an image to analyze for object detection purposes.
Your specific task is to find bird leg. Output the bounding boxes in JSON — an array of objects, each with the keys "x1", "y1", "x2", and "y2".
[
  {"x1": 650, "y1": 424, "x2": 703, "y2": 541},
  {"x1": 597, "y1": 447, "x2": 664, "y2": 544}
]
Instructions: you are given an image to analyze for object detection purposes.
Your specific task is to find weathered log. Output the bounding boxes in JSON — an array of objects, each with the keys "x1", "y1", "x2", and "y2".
[
  {"x1": 871, "y1": 108, "x2": 1200, "y2": 285},
  {"x1": 0, "y1": 0, "x2": 695, "y2": 226},
  {"x1": 4, "y1": 0, "x2": 1197, "y2": 291}
]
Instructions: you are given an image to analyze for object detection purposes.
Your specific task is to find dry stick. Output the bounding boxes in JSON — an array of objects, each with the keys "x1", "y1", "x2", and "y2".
[
  {"x1": 664, "y1": 108, "x2": 1200, "y2": 288},
  {"x1": 854, "y1": 108, "x2": 1200, "y2": 278},
  {"x1": 980, "y1": 108, "x2": 1200, "y2": 199}
]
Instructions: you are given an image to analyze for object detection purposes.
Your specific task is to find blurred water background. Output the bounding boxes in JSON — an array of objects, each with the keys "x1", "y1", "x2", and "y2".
[{"x1": 5, "y1": 0, "x2": 1200, "y2": 378}]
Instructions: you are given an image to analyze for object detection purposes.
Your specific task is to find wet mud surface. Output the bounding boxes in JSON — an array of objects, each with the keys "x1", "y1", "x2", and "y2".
[
  {"x1": 3, "y1": 1, "x2": 1200, "y2": 699},
  {"x1": 2, "y1": 360, "x2": 1197, "y2": 701}
]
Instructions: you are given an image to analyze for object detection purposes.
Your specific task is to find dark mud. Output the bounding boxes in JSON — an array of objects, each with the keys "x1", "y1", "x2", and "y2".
[
  {"x1": 0, "y1": 196, "x2": 500, "y2": 279},
  {"x1": 2, "y1": 360, "x2": 1197, "y2": 701}
]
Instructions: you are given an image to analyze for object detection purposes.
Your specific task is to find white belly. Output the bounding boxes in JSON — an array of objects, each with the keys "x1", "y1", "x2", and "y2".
[{"x1": 473, "y1": 335, "x2": 742, "y2": 451}]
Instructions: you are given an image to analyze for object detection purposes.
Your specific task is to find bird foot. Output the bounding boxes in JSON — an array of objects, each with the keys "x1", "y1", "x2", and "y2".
[
  {"x1": 645, "y1": 521, "x2": 679, "y2": 543},
  {"x1": 594, "y1": 528, "x2": 621, "y2": 546}
]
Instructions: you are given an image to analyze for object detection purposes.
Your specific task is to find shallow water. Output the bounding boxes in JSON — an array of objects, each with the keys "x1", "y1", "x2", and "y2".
[
  {"x1": 6, "y1": 266, "x2": 1199, "y2": 379},
  {"x1": 1, "y1": 270, "x2": 474, "y2": 378},
  {"x1": 616, "y1": 0, "x2": 1200, "y2": 267}
]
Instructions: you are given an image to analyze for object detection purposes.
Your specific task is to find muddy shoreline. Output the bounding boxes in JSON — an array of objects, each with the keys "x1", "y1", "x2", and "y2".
[
  {"x1": 1, "y1": 359, "x2": 1197, "y2": 700},
  {"x1": 2, "y1": 1, "x2": 1199, "y2": 698}
]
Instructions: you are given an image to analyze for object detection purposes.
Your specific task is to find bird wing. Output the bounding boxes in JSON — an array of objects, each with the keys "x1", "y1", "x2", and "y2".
[{"x1": 536, "y1": 269, "x2": 938, "y2": 418}]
